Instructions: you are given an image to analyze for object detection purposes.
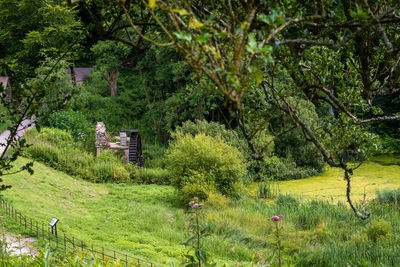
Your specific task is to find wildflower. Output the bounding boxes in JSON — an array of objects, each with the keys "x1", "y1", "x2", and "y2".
[
  {"x1": 191, "y1": 203, "x2": 204, "y2": 209},
  {"x1": 270, "y1": 215, "x2": 281, "y2": 221}
]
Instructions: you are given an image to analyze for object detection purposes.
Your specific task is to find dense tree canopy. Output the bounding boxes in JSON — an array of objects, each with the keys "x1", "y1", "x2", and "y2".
[{"x1": 112, "y1": 0, "x2": 400, "y2": 219}]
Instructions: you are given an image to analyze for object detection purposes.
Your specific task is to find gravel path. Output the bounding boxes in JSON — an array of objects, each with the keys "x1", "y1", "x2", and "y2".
[
  {"x1": 3, "y1": 234, "x2": 37, "y2": 256},
  {"x1": 0, "y1": 118, "x2": 36, "y2": 256},
  {"x1": 0, "y1": 118, "x2": 35, "y2": 155}
]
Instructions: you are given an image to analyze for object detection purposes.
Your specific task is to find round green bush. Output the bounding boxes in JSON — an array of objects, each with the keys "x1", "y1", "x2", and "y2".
[
  {"x1": 366, "y1": 219, "x2": 391, "y2": 242},
  {"x1": 166, "y1": 133, "x2": 247, "y2": 204}
]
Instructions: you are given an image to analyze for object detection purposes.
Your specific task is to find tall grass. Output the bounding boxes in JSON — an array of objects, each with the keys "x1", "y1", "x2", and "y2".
[
  {"x1": 376, "y1": 187, "x2": 400, "y2": 205},
  {"x1": 4, "y1": 158, "x2": 400, "y2": 266},
  {"x1": 22, "y1": 128, "x2": 170, "y2": 184}
]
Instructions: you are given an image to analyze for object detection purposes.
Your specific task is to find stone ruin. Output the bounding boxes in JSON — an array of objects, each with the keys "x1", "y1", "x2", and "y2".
[
  {"x1": 95, "y1": 121, "x2": 143, "y2": 166},
  {"x1": 95, "y1": 122, "x2": 110, "y2": 150}
]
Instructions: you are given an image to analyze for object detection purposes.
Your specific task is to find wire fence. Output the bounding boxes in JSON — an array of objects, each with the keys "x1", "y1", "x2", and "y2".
[{"x1": 0, "y1": 197, "x2": 160, "y2": 266}]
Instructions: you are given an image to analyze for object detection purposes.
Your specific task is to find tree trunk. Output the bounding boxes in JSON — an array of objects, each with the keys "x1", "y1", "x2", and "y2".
[
  {"x1": 197, "y1": 98, "x2": 203, "y2": 120},
  {"x1": 70, "y1": 63, "x2": 77, "y2": 87},
  {"x1": 101, "y1": 69, "x2": 118, "y2": 97},
  {"x1": 109, "y1": 69, "x2": 118, "y2": 97}
]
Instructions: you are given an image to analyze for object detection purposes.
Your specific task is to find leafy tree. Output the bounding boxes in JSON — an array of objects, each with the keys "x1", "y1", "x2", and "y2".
[
  {"x1": 91, "y1": 40, "x2": 130, "y2": 97},
  {"x1": 0, "y1": 0, "x2": 81, "y2": 191},
  {"x1": 0, "y1": 0, "x2": 82, "y2": 87},
  {"x1": 118, "y1": 0, "x2": 400, "y2": 219},
  {"x1": 28, "y1": 58, "x2": 76, "y2": 123}
]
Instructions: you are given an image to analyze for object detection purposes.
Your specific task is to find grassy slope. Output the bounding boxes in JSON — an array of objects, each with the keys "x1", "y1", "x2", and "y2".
[
  {"x1": 1, "y1": 156, "x2": 400, "y2": 265},
  {"x1": 2, "y1": 158, "x2": 186, "y2": 264}
]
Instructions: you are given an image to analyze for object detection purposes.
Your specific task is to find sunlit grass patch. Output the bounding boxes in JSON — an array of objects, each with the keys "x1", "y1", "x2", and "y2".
[{"x1": 250, "y1": 158, "x2": 400, "y2": 203}]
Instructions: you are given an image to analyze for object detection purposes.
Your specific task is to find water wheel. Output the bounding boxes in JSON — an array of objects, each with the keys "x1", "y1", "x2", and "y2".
[{"x1": 122, "y1": 130, "x2": 143, "y2": 167}]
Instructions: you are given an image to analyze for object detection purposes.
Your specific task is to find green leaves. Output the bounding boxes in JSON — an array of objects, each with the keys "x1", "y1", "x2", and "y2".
[
  {"x1": 195, "y1": 33, "x2": 211, "y2": 43},
  {"x1": 254, "y1": 70, "x2": 263, "y2": 86},
  {"x1": 258, "y1": 8, "x2": 285, "y2": 26},
  {"x1": 246, "y1": 34, "x2": 258, "y2": 53},
  {"x1": 174, "y1": 31, "x2": 192, "y2": 41}
]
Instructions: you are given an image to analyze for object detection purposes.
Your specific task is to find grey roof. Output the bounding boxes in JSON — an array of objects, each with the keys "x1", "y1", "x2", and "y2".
[{"x1": 66, "y1": 67, "x2": 94, "y2": 84}]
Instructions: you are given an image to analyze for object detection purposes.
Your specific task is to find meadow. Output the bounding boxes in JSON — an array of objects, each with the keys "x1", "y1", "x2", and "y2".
[{"x1": 1, "y1": 156, "x2": 400, "y2": 266}]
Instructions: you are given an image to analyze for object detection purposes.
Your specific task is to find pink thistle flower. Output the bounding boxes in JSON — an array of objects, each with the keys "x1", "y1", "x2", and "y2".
[
  {"x1": 191, "y1": 203, "x2": 204, "y2": 209},
  {"x1": 270, "y1": 216, "x2": 281, "y2": 221}
]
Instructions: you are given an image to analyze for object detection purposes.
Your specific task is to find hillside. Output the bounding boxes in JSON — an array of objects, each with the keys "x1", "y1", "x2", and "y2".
[{"x1": 2, "y1": 157, "x2": 400, "y2": 265}]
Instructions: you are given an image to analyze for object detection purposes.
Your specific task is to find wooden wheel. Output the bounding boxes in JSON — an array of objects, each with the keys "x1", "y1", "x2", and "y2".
[{"x1": 128, "y1": 132, "x2": 143, "y2": 167}]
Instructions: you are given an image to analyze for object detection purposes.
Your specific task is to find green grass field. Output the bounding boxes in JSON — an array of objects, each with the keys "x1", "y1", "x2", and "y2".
[
  {"x1": 251, "y1": 155, "x2": 400, "y2": 203},
  {"x1": 1, "y1": 156, "x2": 400, "y2": 265}
]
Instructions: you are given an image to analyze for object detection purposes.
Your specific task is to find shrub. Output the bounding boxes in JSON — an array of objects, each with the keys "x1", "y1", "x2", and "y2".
[
  {"x1": 264, "y1": 155, "x2": 321, "y2": 180},
  {"x1": 273, "y1": 99, "x2": 325, "y2": 173},
  {"x1": 166, "y1": 133, "x2": 247, "y2": 204},
  {"x1": 376, "y1": 187, "x2": 400, "y2": 205},
  {"x1": 379, "y1": 136, "x2": 400, "y2": 154},
  {"x1": 172, "y1": 119, "x2": 246, "y2": 152},
  {"x1": 47, "y1": 110, "x2": 92, "y2": 141},
  {"x1": 142, "y1": 144, "x2": 167, "y2": 168},
  {"x1": 366, "y1": 219, "x2": 391, "y2": 242},
  {"x1": 133, "y1": 167, "x2": 171, "y2": 184},
  {"x1": 24, "y1": 127, "x2": 74, "y2": 147}
]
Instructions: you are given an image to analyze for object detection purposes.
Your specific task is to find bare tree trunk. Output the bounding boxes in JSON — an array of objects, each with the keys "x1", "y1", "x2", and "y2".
[
  {"x1": 197, "y1": 98, "x2": 203, "y2": 120},
  {"x1": 101, "y1": 69, "x2": 118, "y2": 97},
  {"x1": 70, "y1": 63, "x2": 77, "y2": 87},
  {"x1": 109, "y1": 69, "x2": 118, "y2": 97}
]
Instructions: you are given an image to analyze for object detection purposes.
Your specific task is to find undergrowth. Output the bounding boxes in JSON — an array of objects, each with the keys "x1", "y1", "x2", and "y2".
[{"x1": 22, "y1": 128, "x2": 170, "y2": 184}]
